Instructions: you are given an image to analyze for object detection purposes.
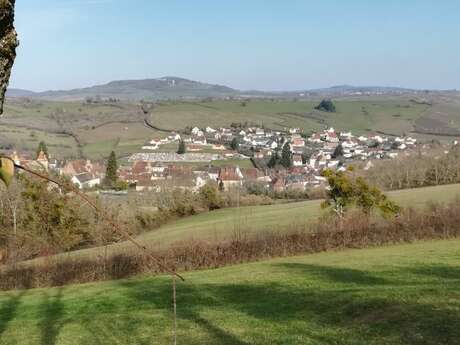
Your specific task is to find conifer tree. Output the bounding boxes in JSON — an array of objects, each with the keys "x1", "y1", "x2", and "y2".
[
  {"x1": 280, "y1": 142, "x2": 292, "y2": 168},
  {"x1": 104, "y1": 151, "x2": 118, "y2": 187},
  {"x1": 230, "y1": 137, "x2": 239, "y2": 151},
  {"x1": 267, "y1": 152, "x2": 278, "y2": 168},
  {"x1": 36, "y1": 141, "x2": 49, "y2": 159},
  {"x1": 177, "y1": 140, "x2": 186, "y2": 154}
]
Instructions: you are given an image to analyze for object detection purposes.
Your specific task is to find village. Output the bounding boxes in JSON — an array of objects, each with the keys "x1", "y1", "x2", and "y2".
[{"x1": 8, "y1": 125, "x2": 422, "y2": 193}]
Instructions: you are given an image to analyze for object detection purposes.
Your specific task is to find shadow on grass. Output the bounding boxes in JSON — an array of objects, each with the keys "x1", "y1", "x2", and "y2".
[
  {"x1": 39, "y1": 288, "x2": 65, "y2": 345},
  {"x1": 273, "y1": 263, "x2": 388, "y2": 285},
  {"x1": 113, "y1": 263, "x2": 460, "y2": 345},
  {"x1": 0, "y1": 291, "x2": 26, "y2": 337},
  {"x1": 408, "y1": 264, "x2": 460, "y2": 281}
]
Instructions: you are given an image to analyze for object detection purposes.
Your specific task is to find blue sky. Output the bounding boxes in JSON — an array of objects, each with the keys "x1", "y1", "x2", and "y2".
[{"x1": 10, "y1": 0, "x2": 460, "y2": 91}]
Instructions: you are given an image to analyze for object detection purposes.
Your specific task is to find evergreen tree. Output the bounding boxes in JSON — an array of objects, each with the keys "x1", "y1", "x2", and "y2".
[
  {"x1": 280, "y1": 142, "x2": 292, "y2": 168},
  {"x1": 36, "y1": 141, "x2": 49, "y2": 159},
  {"x1": 177, "y1": 140, "x2": 186, "y2": 154},
  {"x1": 332, "y1": 144, "x2": 344, "y2": 159},
  {"x1": 104, "y1": 151, "x2": 118, "y2": 187},
  {"x1": 230, "y1": 137, "x2": 239, "y2": 151},
  {"x1": 267, "y1": 152, "x2": 278, "y2": 168}
]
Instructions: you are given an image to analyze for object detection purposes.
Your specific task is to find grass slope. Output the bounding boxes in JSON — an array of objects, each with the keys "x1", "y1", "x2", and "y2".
[
  {"x1": 58, "y1": 183, "x2": 460, "y2": 263},
  {"x1": 1, "y1": 239, "x2": 459, "y2": 344},
  {"x1": 136, "y1": 183, "x2": 460, "y2": 249}
]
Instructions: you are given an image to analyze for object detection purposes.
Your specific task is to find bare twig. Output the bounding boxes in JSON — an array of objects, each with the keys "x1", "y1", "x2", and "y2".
[{"x1": 1, "y1": 155, "x2": 184, "y2": 281}]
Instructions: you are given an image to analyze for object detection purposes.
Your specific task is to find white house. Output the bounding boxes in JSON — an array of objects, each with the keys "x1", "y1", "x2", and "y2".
[
  {"x1": 142, "y1": 145, "x2": 159, "y2": 150},
  {"x1": 255, "y1": 128, "x2": 265, "y2": 136},
  {"x1": 168, "y1": 133, "x2": 181, "y2": 141},
  {"x1": 191, "y1": 127, "x2": 202, "y2": 135},
  {"x1": 192, "y1": 136, "x2": 207, "y2": 145},
  {"x1": 293, "y1": 155, "x2": 303, "y2": 167},
  {"x1": 72, "y1": 173, "x2": 100, "y2": 189}
]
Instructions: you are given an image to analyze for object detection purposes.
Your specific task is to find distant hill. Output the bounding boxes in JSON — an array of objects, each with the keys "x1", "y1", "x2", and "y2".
[
  {"x1": 6, "y1": 77, "x2": 427, "y2": 101},
  {"x1": 7, "y1": 77, "x2": 238, "y2": 101},
  {"x1": 6, "y1": 88, "x2": 38, "y2": 98}
]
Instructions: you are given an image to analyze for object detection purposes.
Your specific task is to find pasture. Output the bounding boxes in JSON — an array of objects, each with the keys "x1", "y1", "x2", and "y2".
[
  {"x1": 46, "y1": 183, "x2": 460, "y2": 262},
  {"x1": 0, "y1": 239, "x2": 458, "y2": 344}
]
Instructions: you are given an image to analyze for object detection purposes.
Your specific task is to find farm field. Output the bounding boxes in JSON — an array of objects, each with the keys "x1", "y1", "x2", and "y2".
[
  {"x1": 0, "y1": 239, "x2": 459, "y2": 344},
  {"x1": 3, "y1": 96, "x2": 459, "y2": 159},
  {"x1": 150, "y1": 99, "x2": 431, "y2": 136},
  {"x1": 57, "y1": 183, "x2": 460, "y2": 261}
]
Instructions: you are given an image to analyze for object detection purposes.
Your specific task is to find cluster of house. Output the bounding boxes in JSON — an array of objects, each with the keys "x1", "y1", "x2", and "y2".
[
  {"x1": 118, "y1": 125, "x2": 420, "y2": 193},
  {"x1": 144, "y1": 125, "x2": 418, "y2": 165},
  {"x1": 120, "y1": 162, "x2": 275, "y2": 192},
  {"x1": 6, "y1": 126, "x2": 421, "y2": 192},
  {"x1": 9, "y1": 151, "x2": 106, "y2": 189}
]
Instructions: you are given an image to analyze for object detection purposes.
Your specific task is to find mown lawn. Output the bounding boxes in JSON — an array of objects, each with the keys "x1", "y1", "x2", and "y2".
[{"x1": 0, "y1": 239, "x2": 459, "y2": 345}]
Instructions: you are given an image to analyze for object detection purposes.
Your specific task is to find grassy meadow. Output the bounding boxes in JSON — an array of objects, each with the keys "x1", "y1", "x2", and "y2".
[
  {"x1": 48, "y1": 183, "x2": 460, "y2": 263},
  {"x1": 1, "y1": 239, "x2": 459, "y2": 344},
  {"x1": 151, "y1": 99, "x2": 431, "y2": 136}
]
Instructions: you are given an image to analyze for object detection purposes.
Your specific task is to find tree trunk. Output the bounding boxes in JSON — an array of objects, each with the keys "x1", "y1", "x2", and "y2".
[
  {"x1": 12, "y1": 205, "x2": 16, "y2": 235},
  {"x1": 0, "y1": 0, "x2": 18, "y2": 115}
]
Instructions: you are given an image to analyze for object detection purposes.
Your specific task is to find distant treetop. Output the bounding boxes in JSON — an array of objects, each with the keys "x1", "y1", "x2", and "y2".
[{"x1": 315, "y1": 99, "x2": 336, "y2": 113}]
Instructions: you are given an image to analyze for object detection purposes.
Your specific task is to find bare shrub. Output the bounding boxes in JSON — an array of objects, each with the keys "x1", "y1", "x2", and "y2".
[{"x1": 2, "y1": 200, "x2": 460, "y2": 290}]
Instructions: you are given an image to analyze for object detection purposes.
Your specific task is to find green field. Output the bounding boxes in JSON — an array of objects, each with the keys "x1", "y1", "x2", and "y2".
[
  {"x1": 59, "y1": 183, "x2": 460, "y2": 261},
  {"x1": 151, "y1": 99, "x2": 431, "y2": 136},
  {"x1": 3, "y1": 96, "x2": 458, "y2": 159},
  {"x1": 1, "y1": 239, "x2": 459, "y2": 344}
]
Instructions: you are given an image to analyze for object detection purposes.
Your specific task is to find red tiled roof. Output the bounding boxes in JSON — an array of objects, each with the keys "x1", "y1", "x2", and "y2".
[
  {"x1": 132, "y1": 161, "x2": 148, "y2": 174},
  {"x1": 219, "y1": 167, "x2": 241, "y2": 181},
  {"x1": 241, "y1": 168, "x2": 261, "y2": 180}
]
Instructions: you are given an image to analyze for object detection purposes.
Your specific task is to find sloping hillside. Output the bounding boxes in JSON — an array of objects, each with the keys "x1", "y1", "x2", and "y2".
[
  {"x1": 0, "y1": 239, "x2": 458, "y2": 345},
  {"x1": 7, "y1": 77, "x2": 238, "y2": 101}
]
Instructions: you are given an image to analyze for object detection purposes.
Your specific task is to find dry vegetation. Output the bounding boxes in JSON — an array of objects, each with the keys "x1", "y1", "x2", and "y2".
[
  {"x1": 2, "y1": 199, "x2": 460, "y2": 290},
  {"x1": 364, "y1": 145, "x2": 460, "y2": 189}
]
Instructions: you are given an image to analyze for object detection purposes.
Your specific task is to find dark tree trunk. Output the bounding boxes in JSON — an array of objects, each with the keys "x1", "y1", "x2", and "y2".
[{"x1": 0, "y1": 0, "x2": 18, "y2": 115}]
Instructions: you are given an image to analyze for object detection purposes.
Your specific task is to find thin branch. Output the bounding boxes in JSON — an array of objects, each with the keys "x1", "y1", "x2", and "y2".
[{"x1": 1, "y1": 155, "x2": 184, "y2": 281}]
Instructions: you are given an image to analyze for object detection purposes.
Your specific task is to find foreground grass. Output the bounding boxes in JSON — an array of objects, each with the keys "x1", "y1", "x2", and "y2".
[{"x1": 1, "y1": 239, "x2": 459, "y2": 345}]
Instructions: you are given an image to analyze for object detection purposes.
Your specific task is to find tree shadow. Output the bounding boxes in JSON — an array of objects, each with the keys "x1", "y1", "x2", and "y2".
[
  {"x1": 113, "y1": 263, "x2": 460, "y2": 345},
  {"x1": 273, "y1": 263, "x2": 388, "y2": 286},
  {"x1": 39, "y1": 288, "x2": 65, "y2": 345},
  {"x1": 0, "y1": 291, "x2": 26, "y2": 337},
  {"x1": 180, "y1": 308, "x2": 251, "y2": 345},
  {"x1": 114, "y1": 279, "x2": 251, "y2": 345},
  {"x1": 408, "y1": 264, "x2": 460, "y2": 281}
]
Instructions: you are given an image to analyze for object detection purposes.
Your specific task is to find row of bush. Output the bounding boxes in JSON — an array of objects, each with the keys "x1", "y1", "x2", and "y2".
[
  {"x1": 363, "y1": 145, "x2": 460, "y2": 190},
  {"x1": 0, "y1": 177, "x2": 274, "y2": 264},
  {"x1": 2, "y1": 200, "x2": 459, "y2": 290}
]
